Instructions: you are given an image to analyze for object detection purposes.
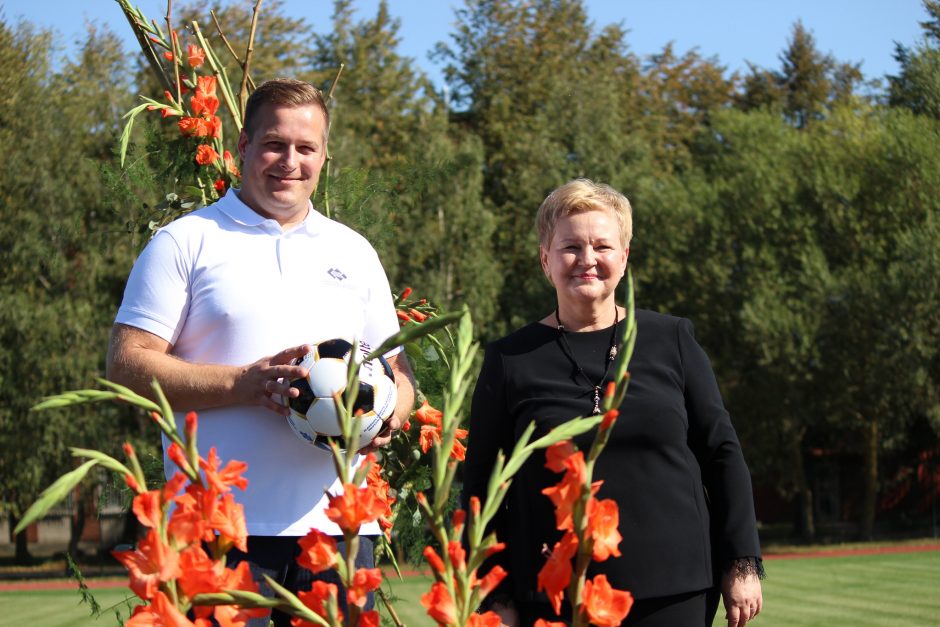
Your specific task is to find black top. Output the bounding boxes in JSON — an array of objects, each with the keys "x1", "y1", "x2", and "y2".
[{"x1": 461, "y1": 309, "x2": 761, "y2": 601}]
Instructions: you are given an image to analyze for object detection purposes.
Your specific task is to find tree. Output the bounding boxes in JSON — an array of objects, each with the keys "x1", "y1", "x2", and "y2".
[
  {"x1": 0, "y1": 19, "x2": 143, "y2": 561},
  {"x1": 889, "y1": 0, "x2": 940, "y2": 120},
  {"x1": 738, "y1": 21, "x2": 862, "y2": 127}
]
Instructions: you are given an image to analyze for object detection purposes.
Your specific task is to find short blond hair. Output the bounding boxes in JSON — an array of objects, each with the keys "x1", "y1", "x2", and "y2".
[
  {"x1": 243, "y1": 78, "x2": 330, "y2": 141},
  {"x1": 536, "y1": 178, "x2": 633, "y2": 247}
]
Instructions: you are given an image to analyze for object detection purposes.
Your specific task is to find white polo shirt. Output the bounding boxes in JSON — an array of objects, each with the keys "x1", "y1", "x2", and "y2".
[{"x1": 115, "y1": 189, "x2": 400, "y2": 536}]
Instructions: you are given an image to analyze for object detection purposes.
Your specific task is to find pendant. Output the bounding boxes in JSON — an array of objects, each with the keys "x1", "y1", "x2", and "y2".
[
  {"x1": 609, "y1": 345, "x2": 618, "y2": 362},
  {"x1": 592, "y1": 386, "x2": 601, "y2": 415}
]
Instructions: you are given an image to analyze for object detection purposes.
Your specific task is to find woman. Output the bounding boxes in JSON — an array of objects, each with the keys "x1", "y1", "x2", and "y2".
[{"x1": 462, "y1": 179, "x2": 763, "y2": 626}]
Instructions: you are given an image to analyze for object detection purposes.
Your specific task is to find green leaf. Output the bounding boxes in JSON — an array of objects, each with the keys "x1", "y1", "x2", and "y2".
[
  {"x1": 118, "y1": 102, "x2": 150, "y2": 168},
  {"x1": 15, "y1": 460, "x2": 99, "y2": 534},
  {"x1": 365, "y1": 309, "x2": 465, "y2": 360},
  {"x1": 70, "y1": 448, "x2": 133, "y2": 477}
]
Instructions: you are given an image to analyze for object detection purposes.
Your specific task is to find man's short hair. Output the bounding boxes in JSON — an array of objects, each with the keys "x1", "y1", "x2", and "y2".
[
  {"x1": 243, "y1": 78, "x2": 330, "y2": 141},
  {"x1": 536, "y1": 178, "x2": 633, "y2": 248}
]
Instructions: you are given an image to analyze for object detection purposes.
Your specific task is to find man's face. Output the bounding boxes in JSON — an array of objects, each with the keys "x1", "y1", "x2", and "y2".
[{"x1": 236, "y1": 103, "x2": 328, "y2": 227}]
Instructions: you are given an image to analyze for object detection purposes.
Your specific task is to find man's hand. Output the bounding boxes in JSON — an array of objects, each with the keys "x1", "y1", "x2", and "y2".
[
  {"x1": 235, "y1": 344, "x2": 312, "y2": 415},
  {"x1": 361, "y1": 352, "x2": 415, "y2": 451},
  {"x1": 721, "y1": 569, "x2": 762, "y2": 627}
]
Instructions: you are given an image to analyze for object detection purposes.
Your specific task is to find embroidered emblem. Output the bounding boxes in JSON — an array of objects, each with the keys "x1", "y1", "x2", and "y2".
[{"x1": 327, "y1": 267, "x2": 347, "y2": 281}]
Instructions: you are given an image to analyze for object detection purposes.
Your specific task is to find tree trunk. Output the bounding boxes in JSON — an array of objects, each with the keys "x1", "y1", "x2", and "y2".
[
  {"x1": 788, "y1": 427, "x2": 815, "y2": 541},
  {"x1": 68, "y1": 488, "x2": 88, "y2": 558},
  {"x1": 10, "y1": 512, "x2": 32, "y2": 564},
  {"x1": 860, "y1": 417, "x2": 878, "y2": 540}
]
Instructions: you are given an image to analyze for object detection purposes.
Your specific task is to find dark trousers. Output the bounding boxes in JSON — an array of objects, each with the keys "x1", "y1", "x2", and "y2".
[
  {"x1": 226, "y1": 535, "x2": 376, "y2": 627},
  {"x1": 518, "y1": 587, "x2": 720, "y2": 626}
]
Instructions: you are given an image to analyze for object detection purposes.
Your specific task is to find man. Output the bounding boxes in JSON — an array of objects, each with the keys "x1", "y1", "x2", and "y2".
[{"x1": 107, "y1": 78, "x2": 415, "y2": 624}]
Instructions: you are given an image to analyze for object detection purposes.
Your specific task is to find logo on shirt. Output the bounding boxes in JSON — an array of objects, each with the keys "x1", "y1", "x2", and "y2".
[{"x1": 327, "y1": 267, "x2": 347, "y2": 281}]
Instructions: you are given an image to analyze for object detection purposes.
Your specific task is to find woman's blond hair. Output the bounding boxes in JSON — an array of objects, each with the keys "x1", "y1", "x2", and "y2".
[{"x1": 536, "y1": 178, "x2": 632, "y2": 248}]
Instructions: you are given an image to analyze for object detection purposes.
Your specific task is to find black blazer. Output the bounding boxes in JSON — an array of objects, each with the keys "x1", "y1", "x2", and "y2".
[{"x1": 461, "y1": 309, "x2": 761, "y2": 602}]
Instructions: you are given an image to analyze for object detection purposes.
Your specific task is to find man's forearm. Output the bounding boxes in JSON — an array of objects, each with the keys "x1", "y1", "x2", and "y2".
[{"x1": 107, "y1": 334, "x2": 240, "y2": 411}]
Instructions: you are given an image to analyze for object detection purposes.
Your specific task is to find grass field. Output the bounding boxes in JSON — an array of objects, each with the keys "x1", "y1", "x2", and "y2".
[{"x1": 2, "y1": 551, "x2": 939, "y2": 626}]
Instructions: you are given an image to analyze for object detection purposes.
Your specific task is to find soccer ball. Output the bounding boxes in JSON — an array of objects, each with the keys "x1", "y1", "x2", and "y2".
[{"x1": 285, "y1": 339, "x2": 397, "y2": 452}]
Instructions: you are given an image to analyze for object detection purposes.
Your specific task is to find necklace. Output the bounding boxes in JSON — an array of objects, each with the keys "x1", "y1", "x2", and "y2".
[{"x1": 555, "y1": 305, "x2": 620, "y2": 415}]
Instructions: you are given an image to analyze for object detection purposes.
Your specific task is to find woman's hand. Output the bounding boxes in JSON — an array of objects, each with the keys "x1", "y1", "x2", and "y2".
[
  {"x1": 490, "y1": 601, "x2": 519, "y2": 627},
  {"x1": 721, "y1": 570, "x2": 762, "y2": 627}
]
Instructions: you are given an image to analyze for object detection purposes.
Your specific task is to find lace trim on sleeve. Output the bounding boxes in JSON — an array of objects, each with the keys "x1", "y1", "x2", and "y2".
[{"x1": 725, "y1": 556, "x2": 766, "y2": 581}]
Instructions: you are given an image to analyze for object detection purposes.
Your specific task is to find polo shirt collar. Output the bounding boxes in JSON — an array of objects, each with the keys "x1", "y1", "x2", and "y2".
[{"x1": 217, "y1": 188, "x2": 323, "y2": 234}]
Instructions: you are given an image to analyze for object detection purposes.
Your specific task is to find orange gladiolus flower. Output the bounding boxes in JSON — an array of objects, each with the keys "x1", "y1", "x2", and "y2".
[
  {"x1": 125, "y1": 590, "x2": 194, "y2": 627},
  {"x1": 199, "y1": 447, "x2": 248, "y2": 493},
  {"x1": 451, "y1": 429, "x2": 468, "y2": 461},
  {"x1": 534, "y1": 620, "x2": 568, "y2": 627},
  {"x1": 536, "y1": 531, "x2": 578, "y2": 615},
  {"x1": 132, "y1": 491, "x2": 163, "y2": 530},
  {"x1": 208, "y1": 493, "x2": 248, "y2": 552},
  {"x1": 196, "y1": 75, "x2": 217, "y2": 98},
  {"x1": 419, "y1": 424, "x2": 440, "y2": 453},
  {"x1": 113, "y1": 529, "x2": 182, "y2": 601},
  {"x1": 191, "y1": 92, "x2": 220, "y2": 118},
  {"x1": 468, "y1": 612, "x2": 502, "y2": 627},
  {"x1": 347, "y1": 567, "x2": 382, "y2": 607},
  {"x1": 582, "y1": 574, "x2": 634, "y2": 627},
  {"x1": 175, "y1": 546, "x2": 219, "y2": 600},
  {"x1": 168, "y1": 484, "x2": 214, "y2": 547},
  {"x1": 545, "y1": 441, "x2": 576, "y2": 473},
  {"x1": 587, "y1": 498, "x2": 622, "y2": 562},
  {"x1": 359, "y1": 610, "x2": 380, "y2": 627},
  {"x1": 195, "y1": 144, "x2": 220, "y2": 166},
  {"x1": 296, "y1": 580, "x2": 342, "y2": 625},
  {"x1": 210, "y1": 561, "x2": 268, "y2": 626},
  {"x1": 420, "y1": 581, "x2": 457, "y2": 625},
  {"x1": 415, "y1": 400, "x2": 443, "y2": 427},
  {"x1": 297, "y1": 529, "x2": 338, "y2": 574},
  {"x1": 325, "y1": 483, "x2": 386, "y2": 533},
  {"x1": 207, "y1": 116, "x2": 223, "y2": 138},
  {"x1": 179, "y1": 116, "x2": 212, "y2": 137},
  {"x1": 187, "y1": 44, "x2": 205, "y2": 68},
  {"x1": 163, "y1": 51, "x2": 174, "y2": 62},
  {"x1": 214, "y1": 179, "x2": 227, "y2": 194}
]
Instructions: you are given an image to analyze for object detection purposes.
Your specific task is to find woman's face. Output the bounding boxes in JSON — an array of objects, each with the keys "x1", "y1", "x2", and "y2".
[{"x1": 540, "y1": 209, "x2": 629, "y2": 311}]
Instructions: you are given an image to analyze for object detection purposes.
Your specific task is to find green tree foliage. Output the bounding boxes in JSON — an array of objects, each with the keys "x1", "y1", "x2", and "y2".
[
  {"x1": 691, "y1": 105, "x2": 940, "y2": 539},
  {"x1": 889, "y1": 0, "x2": 940, "y2": 119},
  {"x1": 0, "y1": 20, "x2": 144, "y2": 561},
  {"x1": 739, "y1": 21, "x2": 862, "y2": 127}
]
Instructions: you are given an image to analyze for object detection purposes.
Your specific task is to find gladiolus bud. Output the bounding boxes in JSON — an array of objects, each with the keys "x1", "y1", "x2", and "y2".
[
  {"x1": 485, "y1": 542, "x2": 506, "y2": 557},
  {"x1": 185, "y1": 411, "x2": 198, "y2": 441},
  {"x1": 167, "y1": 443, "x2": 188, "y2": 471},
  {"x1": 396, "y1": 310, "x2": 411, "y2": 323},
  {"x1": 214, "y1": 179, "x2": 226, "y2": 193},
  {"x1": 423, "y1": 545, "x2": 445, "y2": 574},
  {"x1": 605, "y1": 381, "x2": 616, "y2": 399},
  {"x1": 400, "y1": 287, "x2": 413, "y2": 300},
  {"x1": 470, "y1": 496, "x2": 481, "y2": 518},
  {"x1": 124, "y1": 473, "x2": 141, "y2": 493},
  {"x1": 601, "y1": 409, "x2": 619, "y2": 431},
  {"x1": 409, "y1": 309, "x2": 427, "y2": 322},
  {"x1": 123, "y1": 442, "x2": 136, "y2": 459}
]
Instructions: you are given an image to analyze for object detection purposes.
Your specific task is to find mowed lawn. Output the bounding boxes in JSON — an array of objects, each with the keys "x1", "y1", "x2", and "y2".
[{"x1": 2, "y1": 551, "x2": 939, "y2": 626}]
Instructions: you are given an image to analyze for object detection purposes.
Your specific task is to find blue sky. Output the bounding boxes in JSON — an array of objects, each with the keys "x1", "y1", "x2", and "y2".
[{"x1": 2, "y1": 1, "x2": 930, "y2": 87}]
